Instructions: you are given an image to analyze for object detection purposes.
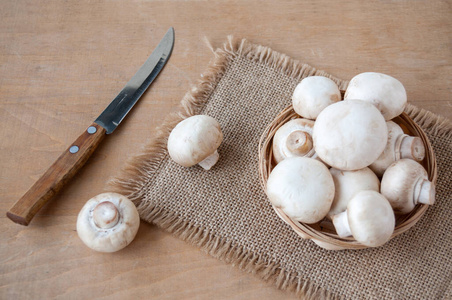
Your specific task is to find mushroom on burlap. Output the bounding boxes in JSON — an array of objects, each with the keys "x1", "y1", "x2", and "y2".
[{"x1": 167, "y1": 115, "x2": 223, "y2": 170}]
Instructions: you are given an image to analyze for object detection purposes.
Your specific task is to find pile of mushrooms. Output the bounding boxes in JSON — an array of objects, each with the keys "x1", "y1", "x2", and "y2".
[{"x1": 267, "y1": 73, "x2": 435, "y2": 248}]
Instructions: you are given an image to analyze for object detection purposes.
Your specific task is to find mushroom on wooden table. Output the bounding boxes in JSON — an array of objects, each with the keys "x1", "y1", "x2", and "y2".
[{"x1": 77, "y1": 192, "x2": 140, "y2": 253}]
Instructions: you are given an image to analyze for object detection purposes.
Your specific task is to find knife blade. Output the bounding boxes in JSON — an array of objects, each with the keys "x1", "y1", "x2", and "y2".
[{"x1": 7, "y1": 27, "x2": 175, "y2": 226}]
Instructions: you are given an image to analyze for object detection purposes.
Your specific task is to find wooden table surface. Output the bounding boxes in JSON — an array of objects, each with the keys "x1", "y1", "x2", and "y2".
[{"x1": 1, "y1": 1, "x2": 451, "y2": 299}]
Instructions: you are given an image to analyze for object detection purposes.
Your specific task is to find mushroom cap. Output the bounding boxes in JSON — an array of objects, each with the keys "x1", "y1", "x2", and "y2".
[
  {"x1": 313, "y1": 99, "x2": 388, "y2": 170},
  {"x1": 328, "y1": 167, "x2": 380, "y2": 218},
  {"x1": 381, "y1": 159, "x2": 434, "y2": 214},
  {"x1": 167, "y1": 115, "x2": 223, "y2": 167},
  {"x1": 272, "y1": 118, "x2": 316, "y2": 163},
  {"x1": 347, "y1": 190, "x2": 395, "y2": 247},
  {"x1": 344, "y1": 72, "x2": 407, "y2": 120},
  {"x1": 77, "y1": 193, "x2": 140, "y2": 253},
  {"x1": 292, "y1": 76, "x2": 341, "y2": 120},
  {"x1": 266, "y1": 157, "x2": 334, "y2": 224}
]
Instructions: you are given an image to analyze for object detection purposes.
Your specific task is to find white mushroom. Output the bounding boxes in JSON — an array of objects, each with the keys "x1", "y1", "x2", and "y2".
[
  {"x1": 381, "y1": 159, "x2": 435, "y2": 214},
  {"x1": 344, "y1": 72, "x2": 407, "y2": 120},
  {"x1": 328, "y1": 167, "x2": 380, "y2": 218},
  {"x1": 369, "y1": 121, "x2": 425, "y2": 177},
  {"x1": 313, "y1": 99, "x2": 388, "y2": 170},
  {"x1": 167, "y1": 115, "x2": 223, "y2": 170},
  {"x1": 272, "y1": 118, "x2": 316, "y2": 163},
  {"x1": 266, "y1": 157, "x2": 334, "y2": 224},
  {"x1": 77, "y1": 193, "x2": 140, "y2": 253},
  {"x1": 292, "y1": 76, "x2": 341, "y2": 120},
  {"x1": 332, "y1": 190, "x2": 395, "y2": 247}
]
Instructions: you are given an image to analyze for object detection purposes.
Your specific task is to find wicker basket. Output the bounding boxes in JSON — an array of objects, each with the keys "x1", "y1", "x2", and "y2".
[{"x1": 258, "y1": 102, "x2": 437, "y2": 250}]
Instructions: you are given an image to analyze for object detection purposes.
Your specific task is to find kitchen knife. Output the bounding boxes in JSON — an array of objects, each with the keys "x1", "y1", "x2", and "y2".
[{"x1": 7, "y1": 27, "x2": 175, "y2": 226}]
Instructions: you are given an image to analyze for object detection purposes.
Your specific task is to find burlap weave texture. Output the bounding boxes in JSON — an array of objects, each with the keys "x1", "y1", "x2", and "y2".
[{"x1": 110, "y1": 39, "x2": 452, "y2": 299}]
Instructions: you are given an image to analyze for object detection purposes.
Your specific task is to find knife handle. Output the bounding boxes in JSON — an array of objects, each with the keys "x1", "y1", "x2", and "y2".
[{"x1": 7, "y1": 123, "x2": 107, "y2": 226}]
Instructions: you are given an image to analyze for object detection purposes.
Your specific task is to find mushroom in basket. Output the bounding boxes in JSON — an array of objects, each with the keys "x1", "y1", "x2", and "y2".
[
  {"x1": 272, "y1": 118, "x2": 316, "y2": 163},
  {"x1": 327, "y1": 167, "x2": 380, "y2": 218},
  {"x1": 344, "y1": 72, "x2": 407, "y2": 120},
  {"x1": 369, "y1": 121, "x2": 425, "y2": 177},
  {"x1": 292, "y1": 76, "x2": 341, "y2": 120},
  {"x1": 381, "y1": 159, "x2": 435, "y2": 214},
  {"x1": 313, "y1": 99, "x2": 388, "y2": 171},
  {"x1": 266, "y1": 157, "x2": 335, "y2": 224},
  {"x1": 332, "y1": 190, "x2": 395, "y2": 247}
]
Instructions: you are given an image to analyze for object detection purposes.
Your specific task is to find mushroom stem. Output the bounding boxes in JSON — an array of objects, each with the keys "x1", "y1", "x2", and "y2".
[
  {"x1": 399, "y1": 135, "x2": 425, "y2": 161},
  {"x1": 93, "y1": 201, "x2": 120, "y2": 229},
  {"x1": 286, "y1": 131, "x2": 313, "y2": 156},
  {"x1": 414, "y1": 179, "x2": 436, "y2": 205},
  {"x1": 198, "y1": 150, "x2": 219, "y2": 170},
  {"x1": 332, "y1": 211, "x2": 352, "y2": 238}
]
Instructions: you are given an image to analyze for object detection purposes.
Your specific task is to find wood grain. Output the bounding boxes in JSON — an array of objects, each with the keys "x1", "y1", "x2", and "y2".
[{"x1": 0, "y1": 0, "x2": 450, "y2": 299}]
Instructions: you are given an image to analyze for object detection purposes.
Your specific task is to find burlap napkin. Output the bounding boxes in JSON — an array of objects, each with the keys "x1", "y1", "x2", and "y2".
[{"x1": 109, "y1": 38, "x2": 452, "y2": 299}]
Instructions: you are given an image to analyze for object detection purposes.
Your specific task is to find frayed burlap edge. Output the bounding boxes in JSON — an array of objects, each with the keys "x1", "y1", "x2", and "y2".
[
  {"x1": 107, "y1": 36, "x2": 451, "y2": 299},
  {"x1": 404, "y1": 103, "x2": 452, "y2": 138}
]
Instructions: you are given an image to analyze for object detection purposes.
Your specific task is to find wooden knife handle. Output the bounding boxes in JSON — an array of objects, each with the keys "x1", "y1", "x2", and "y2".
[{"x1": 7, "y1": 123, "x2": 107, "y2": 226}]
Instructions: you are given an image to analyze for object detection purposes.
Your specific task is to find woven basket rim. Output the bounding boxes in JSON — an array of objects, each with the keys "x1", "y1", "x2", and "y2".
[{"x1": 258, "y1": 103, "x2": 438, "y2": 250}]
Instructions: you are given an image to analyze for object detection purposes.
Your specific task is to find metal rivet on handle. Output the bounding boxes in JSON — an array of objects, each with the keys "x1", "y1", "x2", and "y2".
[
  {"x1": 69, "y1": 146, "x2": 79, "y2": 154},
  {"x1": 87, "y1": 126, "x2": 97, "y2": 134}
]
